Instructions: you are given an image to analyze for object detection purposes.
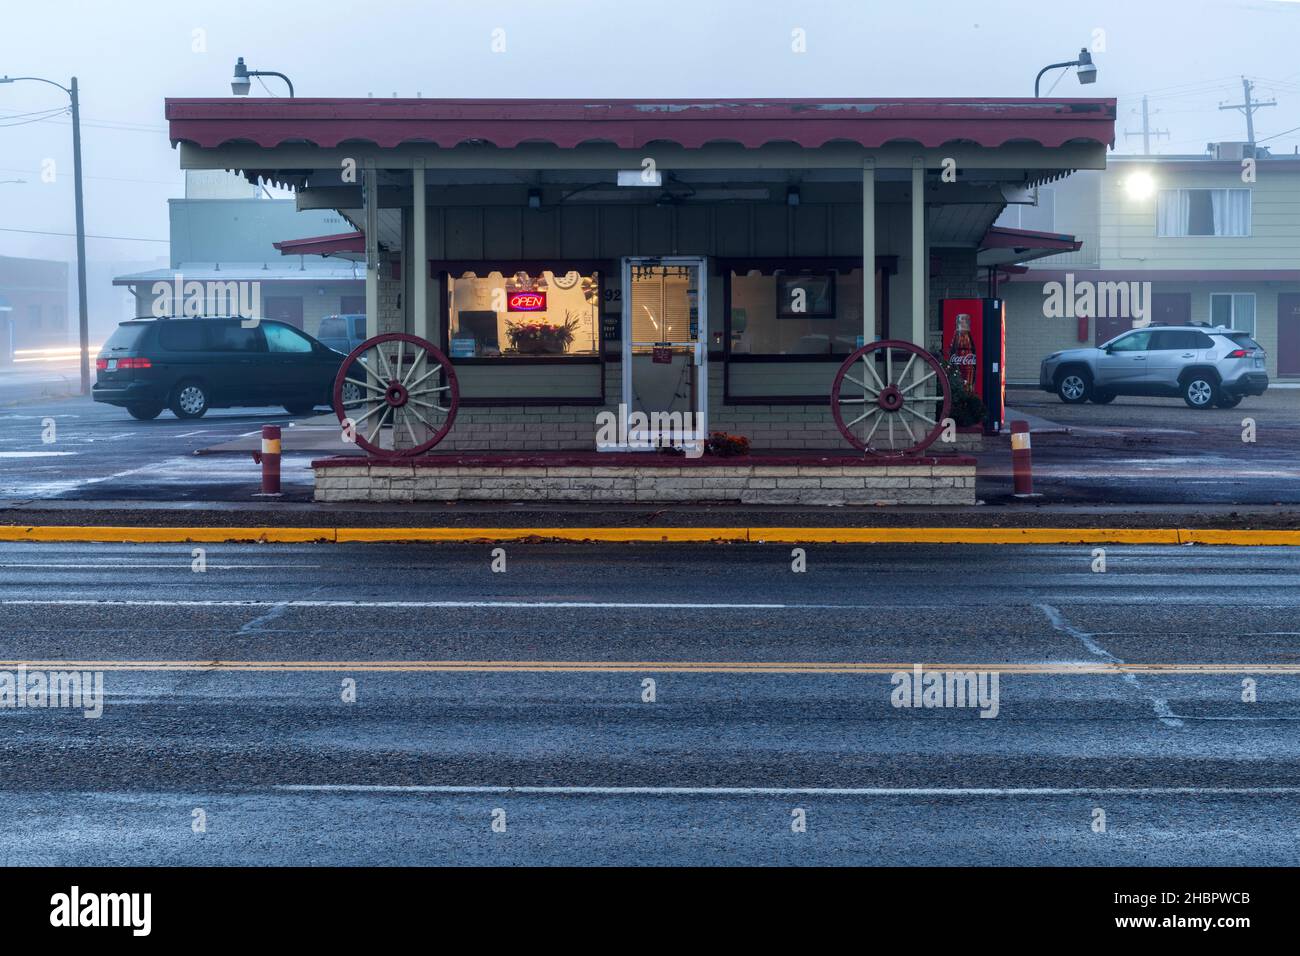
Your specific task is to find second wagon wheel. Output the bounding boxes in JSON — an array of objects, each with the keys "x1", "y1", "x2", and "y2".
[
  {"x1": 332, "y1": 332, "x2": 459, "y2": 458},
  {"x1": 830, "y1": 339, "x2": 952, "y2": 456}
]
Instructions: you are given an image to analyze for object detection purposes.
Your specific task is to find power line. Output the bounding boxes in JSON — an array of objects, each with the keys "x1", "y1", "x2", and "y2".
[
  {"x1": 1219, "y1": 76, "x2": 1277, "y2": 144},
  {"x1": 0, "y1": 226, "x2": 168, "y2": 243}
]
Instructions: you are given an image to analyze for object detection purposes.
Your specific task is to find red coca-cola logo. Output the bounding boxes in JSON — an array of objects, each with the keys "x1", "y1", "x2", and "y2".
[{"x1": 951, "y1": 353, "x2": 976, "y2": 365}]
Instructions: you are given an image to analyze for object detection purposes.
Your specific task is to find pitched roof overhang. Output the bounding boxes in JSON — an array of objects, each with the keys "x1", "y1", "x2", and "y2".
[
  {"x1": 272, "y1": 231, "x2": 365, "y2": 257},
  {"x1": 166, "y1": 97, "x2": 1117, "y2": 151},
  {"x1": 976, "y1": 225, "x2": 1083, "y2": 268}
]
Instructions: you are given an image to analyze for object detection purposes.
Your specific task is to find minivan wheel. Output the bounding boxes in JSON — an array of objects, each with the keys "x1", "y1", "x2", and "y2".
[
  {"x1": 126, "y1": 403, "x2": 164, "y2": 421},
  {"x1": 1183, "y1": 377, "x2": 1217, "y2": 408},
  {"x1": 170, "y1": 381, "x2": 209, "y2": 419},
  {"x1": 1214, "y1": 392, "x2": 1243, "y2": 409},
  {"x1": 284, "y1": 402, "x2": 317, "y2": 416},
  {"x1": 1057, "y1": 371, "x2": 1090, "y2": 404},
  {"x1": 341, "y1": 380, "x2": 363, "y2": 407}
]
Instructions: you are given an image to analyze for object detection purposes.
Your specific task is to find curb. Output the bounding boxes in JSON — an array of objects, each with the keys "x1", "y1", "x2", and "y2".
[{"x1": 1, "y1": 525, "x2": 1299, "y2": 545}]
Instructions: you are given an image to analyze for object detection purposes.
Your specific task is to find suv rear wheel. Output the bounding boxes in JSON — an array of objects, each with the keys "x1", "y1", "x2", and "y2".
[
  {"x1": 1182, "y1": 375, "x2": 1217, "y2": 409},
  {"x1": 126, "y1": 403, "x2": 164, "y2": 421},
  {"x1": 170, "y1": 380, "x2": 210, "y2": 419},
  {"x1": 1056, "y1": 369, "x2": 1091, "y2": 404}
]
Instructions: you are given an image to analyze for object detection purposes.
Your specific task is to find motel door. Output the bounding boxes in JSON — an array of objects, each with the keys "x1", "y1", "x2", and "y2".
[
  {"x1": 618, "y1": 257, "x2": 708, "y2": 451},
  {"x1": 1278, "y1": 294, "x2": 1300, "y2": 376}
]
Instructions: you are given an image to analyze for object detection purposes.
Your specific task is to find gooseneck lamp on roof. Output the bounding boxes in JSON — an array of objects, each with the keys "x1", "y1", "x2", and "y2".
[
  {"x1": 231, "y1": 57, "x2": 295, "y2": 98},
  {"x1": 1035, "y1": 48, "x2": 1098, "y2": 98}
]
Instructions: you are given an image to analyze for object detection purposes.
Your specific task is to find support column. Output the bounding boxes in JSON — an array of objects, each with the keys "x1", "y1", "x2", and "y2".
[
  {"x1": 911, "y1": 158, "x2": 926, "y2": 347},
  {"x1": 411, "y1": 161, "x2": 429, "y2": 342},
  {"x1": 862, "y1": 159, "x2": 876, "y2": 345},
  {"x1": 364, "y1": 163, "x2": 380, "y2": 339}
]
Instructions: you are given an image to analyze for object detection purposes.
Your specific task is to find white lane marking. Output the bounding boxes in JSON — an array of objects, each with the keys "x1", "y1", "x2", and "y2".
[
  {"x1": 278, "y1": 785, "x2": 1300, "y2": 797},
  {"x1": 0, "y1": 451, "x2": 76, "y2": 458},
  {"x1": 1039, "y1": 603, "x2": 1183, "y2": 728},
  {"x1": 176, "y1": 431, "x2": 209, "y2": 438},
  {"x1": 0, "y1": 564, "x2": 320, "y2": 570},
  {"x1": 0, "y1": 599, "x2": 794, "y2": 609}
]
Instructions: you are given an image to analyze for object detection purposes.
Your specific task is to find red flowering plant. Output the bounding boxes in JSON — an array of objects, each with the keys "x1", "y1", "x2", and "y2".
[{"x1": 705, "y1": 431, "x2": 751, "y2": 457}]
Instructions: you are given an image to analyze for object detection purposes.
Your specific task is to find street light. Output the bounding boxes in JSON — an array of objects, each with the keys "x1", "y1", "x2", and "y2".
[
  {"x1": 231, "y1": 57, "x2": 295, "y2": 97},
  {"x1": 0, "y1": 74, "x2": 91, "y2": 395},
  {"x1": 1034, "y1": 48, "x2": 1098, "y2": 98}
]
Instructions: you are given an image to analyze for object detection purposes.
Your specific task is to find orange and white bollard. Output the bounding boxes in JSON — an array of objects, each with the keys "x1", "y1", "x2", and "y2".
[
  {"x1": 1010, "y1": 419, "x2": 1035, "y2": 497},
  {"x1": 252, "y1": 424, "x2": 281, "y2": 496}
]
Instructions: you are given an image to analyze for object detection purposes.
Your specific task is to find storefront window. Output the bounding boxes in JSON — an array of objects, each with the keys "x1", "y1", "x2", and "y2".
[
  {"x1": 728, "y1": 269, "x2": 867, "y2": 356},
  {"x1": 447, "y1": 270, "x2": 601, "y2": 359}
]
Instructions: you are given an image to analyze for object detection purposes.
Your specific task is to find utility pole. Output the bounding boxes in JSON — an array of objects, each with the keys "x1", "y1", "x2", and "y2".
[
  {"x1": 1123, "y1": 95, "x2": 1170, "y2": 155},
  {"x1": 70, "y1": 77, "x2": 89, "y2": 395},
  {"x1": 0, "y1": 73, "x2": 91, "y2": 394},
  {"x1": 1219, "y1": 76, "x2": 1276, "y2": 145}
]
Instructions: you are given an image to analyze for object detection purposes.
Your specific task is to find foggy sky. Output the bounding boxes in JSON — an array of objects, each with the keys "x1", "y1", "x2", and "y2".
[{"x1": 2, "y1": 0, "x2": 1298, "y2": 272}]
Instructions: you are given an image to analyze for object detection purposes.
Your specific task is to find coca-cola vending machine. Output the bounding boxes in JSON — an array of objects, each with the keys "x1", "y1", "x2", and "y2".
[{"x1": 940, "y1": 298, "x2": 1006, "y2": 435}]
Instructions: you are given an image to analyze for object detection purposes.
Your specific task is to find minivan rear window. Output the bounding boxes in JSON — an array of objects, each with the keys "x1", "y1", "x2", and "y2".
[
  {"x1": 103, "y1": 323, "x2": 149, "y2": 352},
  {"x1": 1227, "y1": 333, "x2": 1262, "y2": 350},
  {"x1": 205, "y1": 323, "x2": 264, "y2": 352},
  {"x1": 158, "y1": 322, "x2": 206, "y2": 352}
]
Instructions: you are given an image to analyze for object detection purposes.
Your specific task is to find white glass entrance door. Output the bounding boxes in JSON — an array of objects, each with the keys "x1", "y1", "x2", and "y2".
[
  {"x1": 618, "y1": 257, "x2": 708, "y2": 453},
  {"x1": 613, "y1": 257, "x2": 707, "y2": 452}
]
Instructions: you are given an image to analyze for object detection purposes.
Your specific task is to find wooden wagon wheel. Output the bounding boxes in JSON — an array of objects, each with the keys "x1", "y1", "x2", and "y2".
[
  {"x1": 332, "y1": 332, "x2": 459, "y2": 458},
  {"x1": 830, "y1": 339, "x2": 952, "y2": 456}
]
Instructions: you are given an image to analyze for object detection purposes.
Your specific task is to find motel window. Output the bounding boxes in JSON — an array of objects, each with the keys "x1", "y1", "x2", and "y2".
[
  {"x1": 1157, "y1": 189, "x2": 1251, "y2": 237},
  {"x1": 1210, "y1": 293, "x2": 1256, "y2": 335},
  {"x1": 446, "y1": 270, "x2": 601, "y2": 359},
  {"x1": 727, "y1": 269, "x2": 866, "y2": 357}
]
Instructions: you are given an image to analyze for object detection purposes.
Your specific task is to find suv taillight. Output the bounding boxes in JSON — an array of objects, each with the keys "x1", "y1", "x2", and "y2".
[{"x1": 1226, "y1": 349, "x2": 1251, "y2": 359}]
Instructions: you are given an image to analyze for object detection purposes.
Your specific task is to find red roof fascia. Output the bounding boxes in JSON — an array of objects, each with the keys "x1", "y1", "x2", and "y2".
[
  {"x1": 981, "y1": 226, "x2": 1082, "y2": 252},
  {"x1": 166, "y1": 97, "x2": 1117, "y2": 150},
  {"x1": 273, "y1": 231, "x2": 364, "y2": 256}
]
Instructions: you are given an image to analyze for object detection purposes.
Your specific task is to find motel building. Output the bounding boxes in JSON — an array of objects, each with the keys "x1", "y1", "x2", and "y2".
[{"x1": 163, "y1": 96, "x2": 1116, "y2": 505}]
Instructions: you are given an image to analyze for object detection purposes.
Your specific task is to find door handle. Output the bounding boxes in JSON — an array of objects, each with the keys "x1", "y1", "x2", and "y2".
[
  {"x1": 1180, "y1": 353, "x2": 1194, "y2": 358},
  {"x1": 1133, "y1": 356, "x2": 1146, "y2": 361}
]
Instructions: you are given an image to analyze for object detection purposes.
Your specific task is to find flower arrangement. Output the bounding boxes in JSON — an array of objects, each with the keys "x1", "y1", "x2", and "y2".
[
  {"x1": 706, "y1": 431, "x2": 751, "y2": 457},
  {"x1": 505, "y1": 312, "x2": 581, "y2": 354}
]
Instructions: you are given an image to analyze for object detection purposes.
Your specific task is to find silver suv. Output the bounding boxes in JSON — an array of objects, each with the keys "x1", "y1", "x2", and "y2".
[{"x1": 1039, "y1": 326, "x2": 1269, "y2": 409}]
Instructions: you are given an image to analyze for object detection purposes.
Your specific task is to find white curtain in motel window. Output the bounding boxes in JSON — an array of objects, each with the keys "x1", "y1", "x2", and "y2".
[
  {"x1": 1210, "y1": 189, "x2": 1250, "y2": 237},
  {"x1": 1157, "y1": 190, "x2": 1189, "y2": 237}
]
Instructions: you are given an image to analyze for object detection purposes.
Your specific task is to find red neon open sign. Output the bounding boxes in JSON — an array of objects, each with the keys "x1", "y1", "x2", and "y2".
[{"x1": 507, "y1": 291, "x2": 547, "y2": 312}]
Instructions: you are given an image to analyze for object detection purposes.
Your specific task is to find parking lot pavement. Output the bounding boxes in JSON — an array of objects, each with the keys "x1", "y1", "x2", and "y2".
[
  {"x1": 0, "y1": 395, "x2": 321, "y2": 502},
  {"x1": 981, "y1": 387, "x2": 1300, "y2": 505},
  {"x1": 2, "y1": 389, "x2": 1297, "y2": 507}
]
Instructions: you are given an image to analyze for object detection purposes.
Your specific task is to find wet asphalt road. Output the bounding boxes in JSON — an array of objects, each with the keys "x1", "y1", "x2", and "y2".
[{"x1": 0, "y1": 540, "x2": 1298, "y2": 865}]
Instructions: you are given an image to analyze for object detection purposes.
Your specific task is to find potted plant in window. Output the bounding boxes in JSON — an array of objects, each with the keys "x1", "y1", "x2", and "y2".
[{"x1": 506, "y1": 312, "x2": 581, "y2": 355}]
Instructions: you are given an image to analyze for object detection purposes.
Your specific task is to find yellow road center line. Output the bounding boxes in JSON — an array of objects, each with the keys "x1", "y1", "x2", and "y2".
[{"x1": 2, "y1": 525, "x2": 1300, "y2": 545}]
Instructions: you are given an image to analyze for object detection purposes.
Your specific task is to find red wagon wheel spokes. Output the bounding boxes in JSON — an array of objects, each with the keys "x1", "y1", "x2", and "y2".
[
  {"x1": 332, "y1": 332, "x2": 459, "y2": 458},
  {"x1": 830, "y1": 339, "x2": 952, "y2": 456}
]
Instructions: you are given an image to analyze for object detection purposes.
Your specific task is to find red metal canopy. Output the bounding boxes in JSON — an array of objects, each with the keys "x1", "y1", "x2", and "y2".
[
  {"x1": 273, "y1": 231, "x2": 365, "y2": 256},
  {"x1": 166, "y1": 97, "x2": 1116, "y2": 150}
]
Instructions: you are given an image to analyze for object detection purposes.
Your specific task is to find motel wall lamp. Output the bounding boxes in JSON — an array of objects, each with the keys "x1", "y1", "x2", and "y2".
[
  {"x1": 1034, "y1": 48, "x2": 1097, "y2": 98},
  {"x1": 231, "y1": 57, "x2": 295, "y2": 97}
]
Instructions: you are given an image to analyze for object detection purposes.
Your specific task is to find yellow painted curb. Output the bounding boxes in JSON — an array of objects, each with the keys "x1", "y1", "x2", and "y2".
[
  {"x1": 747, "y1": 527, "x2": 1185, "y2": 545},
  {"x1": 1, "y1": 525, "x2": 1298, "y2": 545},
  {"x1": 0, "y1": 526, "x2": 336, "y2": 543}
]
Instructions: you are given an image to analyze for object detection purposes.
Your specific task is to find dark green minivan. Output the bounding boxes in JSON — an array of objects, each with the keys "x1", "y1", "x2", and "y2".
[{"x1": 93, "y1": 317, "x2": 354, "y2": 420}]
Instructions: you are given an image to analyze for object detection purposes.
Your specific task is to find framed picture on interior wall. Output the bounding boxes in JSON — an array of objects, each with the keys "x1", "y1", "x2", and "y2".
[{"x1": 776, "y1": 273, "x2": 836, "y2": 319}]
